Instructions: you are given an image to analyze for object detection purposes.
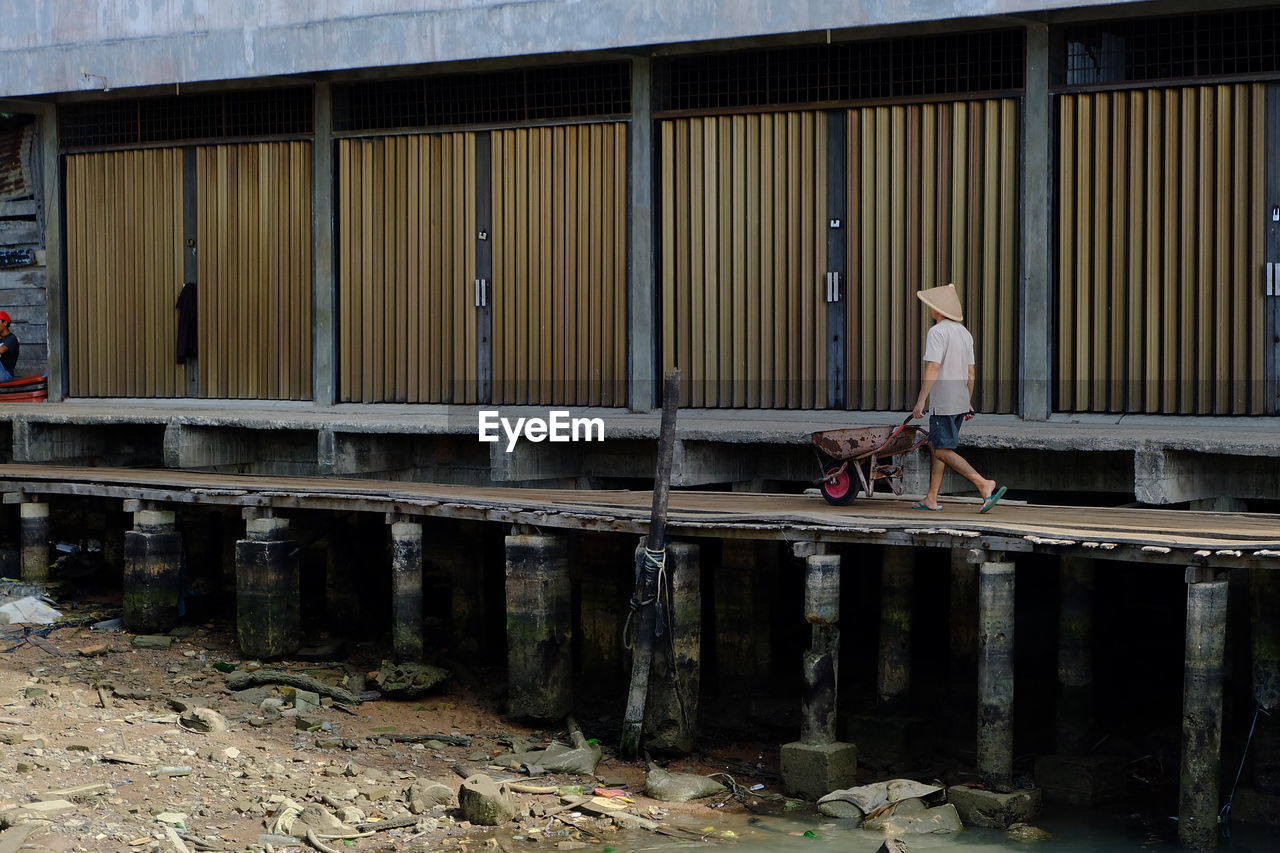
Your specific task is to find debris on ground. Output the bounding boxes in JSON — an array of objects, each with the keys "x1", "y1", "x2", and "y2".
[{"x1": 644, "y1": 764, "x2": 727, "y2": 802}]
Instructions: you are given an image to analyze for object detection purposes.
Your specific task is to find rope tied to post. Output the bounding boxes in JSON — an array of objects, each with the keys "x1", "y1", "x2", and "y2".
[{"x1": 623, "y1": 547, "x2": 668, "y2": 650}]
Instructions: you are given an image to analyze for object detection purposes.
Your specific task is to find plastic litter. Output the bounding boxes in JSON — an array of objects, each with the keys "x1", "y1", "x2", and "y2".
[
  {"x1": 0, "y1": 596, "x2": 61, "y2": 625},
  {"x1": 644, "y1": 765, "x2": 727, "y2": 802}
]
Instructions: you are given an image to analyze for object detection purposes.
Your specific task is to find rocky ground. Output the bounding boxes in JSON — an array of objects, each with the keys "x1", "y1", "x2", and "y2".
[{"x1": 0, "y1": 614, "x2": 776, "y2": 853}]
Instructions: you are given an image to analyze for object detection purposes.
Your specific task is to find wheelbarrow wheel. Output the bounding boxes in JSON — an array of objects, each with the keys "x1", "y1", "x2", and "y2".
[{"x1": 819, "y1": 466, "x2": 857, "y2": 506}]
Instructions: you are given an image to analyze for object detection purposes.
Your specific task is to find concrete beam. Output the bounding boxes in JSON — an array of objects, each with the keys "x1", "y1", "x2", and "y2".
[
  {"x1": 489, "y1": 438, "x2": 582, "y2": 483},
  {"x1": 164, "y1": 423, "x2": 257, "y2": 469},
  {"x1": 1135, "y1": 449, "x2": 1280, "y2": 505},
  {"x1": 318, "y1": 428, "x2": 414, "y2": 477},
  {"x1": 14, "y1": 420, "x2": 163, "y2": 466}
]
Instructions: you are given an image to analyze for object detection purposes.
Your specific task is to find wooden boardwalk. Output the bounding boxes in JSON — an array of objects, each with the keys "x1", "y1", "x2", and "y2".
[{"x1": 0, "y1": 464, "x2": 1277, "y2": 569}]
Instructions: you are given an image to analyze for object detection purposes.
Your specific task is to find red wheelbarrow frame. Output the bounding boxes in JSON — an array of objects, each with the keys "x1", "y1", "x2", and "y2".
[{"x1": 809, "y1": 417, "x2": 930, "y2": 505}]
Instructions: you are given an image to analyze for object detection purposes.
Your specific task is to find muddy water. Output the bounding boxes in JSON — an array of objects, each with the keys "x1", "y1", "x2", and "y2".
[{"x1": 581, "y1": 806, "x2": 1280, "y2": 851}]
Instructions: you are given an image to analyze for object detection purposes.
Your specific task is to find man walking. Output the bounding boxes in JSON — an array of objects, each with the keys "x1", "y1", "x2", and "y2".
[
  {"x1": 909, "y1": 284, "x2": 1005, "y2": 513},
  {"x1": 0, "y1": 311, "x2": 19, "y2": 383}
]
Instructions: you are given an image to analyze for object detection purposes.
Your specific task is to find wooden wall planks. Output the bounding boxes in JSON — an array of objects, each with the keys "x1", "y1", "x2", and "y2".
[
  {"x1": 1057, "y1": 85, "x2": 1266, "y2": 415},
  {"x1": 661, "y1": 112, "x2": 828, "y2": 409},
  {"x1": 66, "y1": 149, "x2": 185, "y2": 397},
  {"x1": 846, "y1": 99, "x2": 1020, "y2": 413}
]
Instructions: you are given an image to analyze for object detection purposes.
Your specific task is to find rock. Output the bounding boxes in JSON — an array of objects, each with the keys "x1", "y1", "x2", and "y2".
[
  {"x1": 818, "y1": 799, "x2": 866, "y2": 821},
  {"x1": 179, "y1": 707, "x2": 228, "y2": 733},
  {"x1": 644, "y1": 766, "x2": 726, "y2": 803},
  {"x1": 372, "y1": 662, "x2": 451, "y2": 698},
  {"x1": 458, "y1": 774, "x2": 516, "y2": 826},
  {"x1": 231, "y1": 688, "x2": 274, "y2": 705},
  {"x1": 289, "y1": 689, "x2": 321, "y2": 711},
  {"x1": 295, "y1": 714, "x2": 325, "y2": 731},
  {"x1": 1007, "y1": 823, "x2": 1053, "y2": 842},
  {"x1": 407, "y1": 779, "x2": 456, "y2": 814},
  {"x1": 297, "y1": 804, "x2": 354, "y2": 835},
  {"x1": 5, "y1": 799, "x2": 76, "y2": 818},
  {"x1": 76, "y1": 643, "x2": 108, "y2": 657},
  {"x1": 875, "y1": 840, "x2": 910, "y2": 853},
  {"x1": 154, "y1": 812, "x2": 187, "y2": 826},
  {"x1": 132, "y1": 635, "x2": 173, "y2": 650}
]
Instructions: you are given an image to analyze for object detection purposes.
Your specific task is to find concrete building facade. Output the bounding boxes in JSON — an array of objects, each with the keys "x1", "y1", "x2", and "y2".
[{"x1": 0, "y1": 0, "x2": 1278, "y2": 505}]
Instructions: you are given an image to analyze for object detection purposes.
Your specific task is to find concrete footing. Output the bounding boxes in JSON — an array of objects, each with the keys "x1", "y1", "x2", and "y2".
[
  {"x1": 1033, "y1": 753, "x2": 1124, "y2": 805},
  {"x1": 123, "y1": 509, "x2": 182, "y2": 634},
  {"x1": 504, "y1": 533, "x2": 571, "y2": 720},
  {"x1": 19, "y1": 500, "x2": 49, "y2": 584},
  {"x1": 978, "y1": 560, "x2": 1016, "y2": 792},
  {"x1": 947, "y1": 785, "x2": 1042, "y2": 829},
  {"x1": 645, "y1": 541, "x2": 701, "y2": 754},
  {"x1": 780, "y1": 741, "x2": 858, "y2": 801},
  {"x1": 1178, "y1": 569, "x2": 1227, "y2": 850},
  {"x1": 390, "y1": 520, "x2": 424, "y2": 662},
  {"x1": 236, "y1": 516, "x2": 300, "y2": 659}
]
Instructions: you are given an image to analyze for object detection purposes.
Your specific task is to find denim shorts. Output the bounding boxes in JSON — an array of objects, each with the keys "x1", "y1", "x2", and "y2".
[{"x1": 928, "y1": 413, "x2": 965, "y2": 450}]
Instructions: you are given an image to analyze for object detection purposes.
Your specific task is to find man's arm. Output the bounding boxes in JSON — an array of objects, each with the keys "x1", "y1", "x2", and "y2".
[
  {"x1": 912, "y1": 361, "x2": 941, "y2": 420},
  {"x1": 965, "y1": 363, "x2": 976, "y2": 419}
]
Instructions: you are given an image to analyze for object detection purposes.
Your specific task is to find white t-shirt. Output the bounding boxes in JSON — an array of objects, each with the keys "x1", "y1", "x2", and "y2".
[{"x1": 923, "y1": 320, "x2": 975, "y2": 416}]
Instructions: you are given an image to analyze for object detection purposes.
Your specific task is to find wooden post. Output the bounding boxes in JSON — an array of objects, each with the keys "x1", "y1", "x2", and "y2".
[{"x1": 620, "y1": 369, "x2": 680, "y2": 759}]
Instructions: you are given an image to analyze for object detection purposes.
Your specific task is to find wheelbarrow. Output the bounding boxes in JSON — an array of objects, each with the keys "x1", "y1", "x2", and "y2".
[{"x1": 810, "y1": 417, "x2": 930, "y2": 505}]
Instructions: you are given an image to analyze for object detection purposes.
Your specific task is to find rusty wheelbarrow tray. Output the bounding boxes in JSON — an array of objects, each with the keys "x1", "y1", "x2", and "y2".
[{"x1": 810, "y1": 417, "x2": 930, "y2": 505}]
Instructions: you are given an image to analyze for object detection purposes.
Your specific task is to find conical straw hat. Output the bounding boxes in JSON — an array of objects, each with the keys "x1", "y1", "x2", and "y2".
[{"x1": 916, "y1": 283, "x2": 963, "y2": 322}]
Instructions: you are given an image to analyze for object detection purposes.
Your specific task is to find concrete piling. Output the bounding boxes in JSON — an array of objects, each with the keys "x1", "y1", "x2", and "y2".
[
  {"x1": 802, "y1": 552, "x2": 841, "y2": 744},
  {"x1": 391, "y1": 519, "x2": 424, "y2": 663},
  {"x1": 122, "y1": 509, "x2": 183, "y2": 633},
  {"x1": 19, "y1": 500, "x2": 49, "y2": 584},
  {"x1": 1057, "y1": 556, "x2": 1095, "y2": 753},
  {"x1": 949, "y1": 548, "x2": 979, "y2": 733},
  {"x1": 645, "y1": 541, "x2": 701, "y2": 753},
  {"x1": 977, "y1": 559, "x2": 1016, "y2": 792},
  {"x1": 878, "y1": 546, "x2": 914, "y2": 708},
  {"x1": 1179, "y1": 568, "x2": 1228, "y2": 850},
  {"x1": 236, "y1": 515, "x2": 300, "y2": 659},
  {"x1": 1250, "y1": 569, "x2": 1280, "y2": 793},
  {"x1": 782, "y1": 547, "x2": 858, "y2": 800},
  {"x1": 714, "y1": 540, "x2": 775, "y2": 696},
  {"x1": 505, "y1": 533, "x2": 571, "y2": 720}
]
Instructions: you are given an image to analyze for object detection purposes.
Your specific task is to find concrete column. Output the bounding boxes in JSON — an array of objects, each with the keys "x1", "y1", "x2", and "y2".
[
  {"x1": 949, "y1": 548, "x2": 979, "y2": 729},
  {"x1": 1057, "y1": 557, "x2": 1095, "y2": 753},
  {"x1": 802, "y1": 553, "x2": 841, "y2": 744},
  {"x1": 645, "y1": 541, "x2": 701, "y2": 754},
  {"x1": 505, "y1": 533, "x2": 571, "y2": 720},
  {"x1": 391, "y1": 520, "x2": 424, "y2": 663},
  {"x1": 878, "y1": 546, "x2": 913, "y2": 708},
  {"x1": 19, "y1": 500, "x2": 49, "y2": 584},
  {"x1": 714, "y1": 540, "x2": 775, "y2": 696},
  {"x1": 236, "y1": 516, "x2": 300, "y2": 659},
  {"x1": 39, "y1": 103, "x2": 66, "y2": 401},
  {"x1": 123, "y1": 510, "x2": 182, "y2": 633},
  {"x1": 1250, "y1": 568, "x2": 1280, "y2": 793},
  {"x1": 324, "y1": 519, "x2": 363, "y2": 633},
  {"x1": 311, "y1": 81, "x2": 336, "y2": 406},
  {"x1": 1179, "y1": 570, "x2": 1227, "y2": 850},
  {"x1": 782, "y1": 548, "x2": 857, "y2": 799},
  {"x1": 627, "y1": 55, "x2": 655, "y2": 412},
  {"x1": 1020, "y1": 22, "x2": 1052, "y2": 420},
  {"x1": 978, "y1": 560, "x2": 1016, "y2": 792}
]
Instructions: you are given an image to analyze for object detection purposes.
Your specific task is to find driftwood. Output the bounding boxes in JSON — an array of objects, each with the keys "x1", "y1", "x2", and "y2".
[
  {"x1": 224, "y1": 670, "x2": 361, "y2": 704},
  {"x1": 371, "y1": 733, "x2": 471, "y2": 746},
  {"x1": 353, "y1": 816, "x2": 421, "y2": 833}
]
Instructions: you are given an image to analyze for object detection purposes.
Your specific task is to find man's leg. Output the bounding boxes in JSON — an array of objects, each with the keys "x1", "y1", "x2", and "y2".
[
  {"x1": 922, "y1": 451, "x2": 947, "y2": 509},
  {"x1": 0, "y1": 363, "x2": 14, "y2": 383},
  {"x1": 934, "y1": 448, "x2": 996, "y2": 499}
]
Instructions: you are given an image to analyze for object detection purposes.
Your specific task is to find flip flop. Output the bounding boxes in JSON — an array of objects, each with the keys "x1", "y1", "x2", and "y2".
[
  {"x1": 978, "y1": 485, "x2": 1007, "y2": 514},
  {"x1": 911, "y1": 501, "x2": 943, "y2": 511}
]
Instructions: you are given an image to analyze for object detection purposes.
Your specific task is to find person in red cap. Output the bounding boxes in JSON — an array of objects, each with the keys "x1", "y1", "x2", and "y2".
[{"x1": 0, "y1": 311, "x2": 19, "y2": 382}]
